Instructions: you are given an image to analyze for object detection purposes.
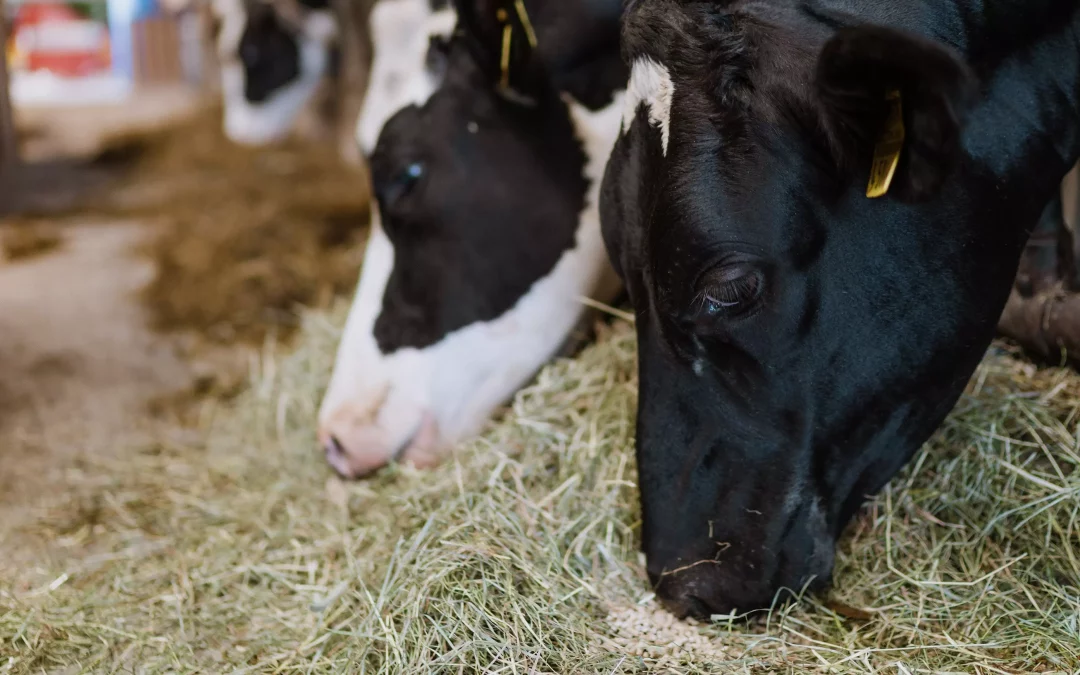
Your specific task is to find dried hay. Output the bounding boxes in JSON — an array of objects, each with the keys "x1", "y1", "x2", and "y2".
[
  {"x1": 0, "y1": 222, "x2": 62, "y2": 262},
  {"x1": 2, "y1": 305, "x2": 1079, "y2": 673},
  {"x1": 14, "y1": 104, "x2": 370, "y2": 345}
]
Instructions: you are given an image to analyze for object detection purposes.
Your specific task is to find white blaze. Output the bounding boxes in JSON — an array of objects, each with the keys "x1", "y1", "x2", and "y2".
[
  {"x1": 623, "y1": 57, "x2": 674, "y2": 155},
  {"x1": 319, "y1": 92, "x2": 627, "y2": 467},
  {"x1": 357, "y1": 1, "x2": 457, "y2": 154}
]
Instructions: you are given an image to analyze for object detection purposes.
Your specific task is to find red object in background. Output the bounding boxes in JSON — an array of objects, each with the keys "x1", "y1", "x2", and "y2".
[{"x1": 10, "y1": 2, "x2": 111, "y2": 76}]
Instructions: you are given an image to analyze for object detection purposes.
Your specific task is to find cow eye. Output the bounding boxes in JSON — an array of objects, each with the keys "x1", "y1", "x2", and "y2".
[
  {"x1": 693, "y1": 263, "x2": 764, "y2": 319},
  {"x1": 379, "y1": 161, "x2": 425, "y2": 205}
]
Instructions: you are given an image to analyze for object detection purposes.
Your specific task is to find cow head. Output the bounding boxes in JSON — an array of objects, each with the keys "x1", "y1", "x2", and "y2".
[
  {"x1": 213, "y1": 0, "x2": 338, "y2": 145},
  {"x1": 600, "y1": 0, "x2": 1079, "y2": 618},
  {"x1": 317, "y1": 0, "x2": 627, "y2": 477},
  {"x1": 356, "y1": 0, "x2": 456, "y2": 155}
]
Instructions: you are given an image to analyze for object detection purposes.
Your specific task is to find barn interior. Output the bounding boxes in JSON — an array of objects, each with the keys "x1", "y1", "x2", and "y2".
[{"x1": 1, "y1": 2, "x2": 1078, "y2": 673}]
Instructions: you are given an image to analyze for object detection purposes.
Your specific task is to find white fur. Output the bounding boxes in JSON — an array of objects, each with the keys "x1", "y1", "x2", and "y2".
[
  {"x1": 214, "y1": 0, "x2": 337, "y2": 145},
  {"x1": 319, "y1": 93, "x2": 627, "y2": 462},
  {"x1": 356, "y1": 1, "x2": 457, "y2": 154},
  {"x1": 623, "y1": 57, "x2": 674, "y2": 155}
]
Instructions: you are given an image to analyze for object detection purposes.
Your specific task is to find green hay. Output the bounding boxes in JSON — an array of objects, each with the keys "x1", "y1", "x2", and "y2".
[{"x1": 2, "y1": 306, "x2": 1079, "y2": 673}]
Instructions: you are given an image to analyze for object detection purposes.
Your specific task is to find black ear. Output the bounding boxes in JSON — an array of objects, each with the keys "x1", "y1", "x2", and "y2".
[
  {"x1": 451, "y1": 0, "x2": 543, "y2": 103},
  {"x1": 451, "y1": 0, "x2": 503, "y2": 43},
  {"x1": 816, "y1": 25, "x2": 978, "y2": 201}
]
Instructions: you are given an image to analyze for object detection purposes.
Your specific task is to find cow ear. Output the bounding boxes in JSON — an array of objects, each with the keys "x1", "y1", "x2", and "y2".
[
  {"x1": 451, "y1": 0, "x2": 502, "y2": 45},
  {"x1": 815, "y1": 25, "x2": 977, "y2": 201},
  {"x1": 452, "y1": 0, "x2": 543, "y2": 103}
]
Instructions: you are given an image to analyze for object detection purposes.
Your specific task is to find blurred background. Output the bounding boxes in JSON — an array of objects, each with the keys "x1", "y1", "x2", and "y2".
[{"x1": 0, "y1": 0, "x2": 369, "y2": 516}]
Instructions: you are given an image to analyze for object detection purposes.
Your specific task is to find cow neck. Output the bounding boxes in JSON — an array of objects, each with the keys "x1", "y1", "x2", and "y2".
[{"x1": 953, "y1": 0, "x2": 1079, "y2": 63}]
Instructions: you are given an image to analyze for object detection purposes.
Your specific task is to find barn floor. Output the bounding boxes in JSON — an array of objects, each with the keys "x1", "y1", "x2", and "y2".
[
  {"x1": 0, "y1": 223, "x2": 190, "y2": 522},
  {"x1": 4, "y1": 303, "x2": 1079, "y2": 674},
  {"x1": 2, "y1": 95, "x2": 1080, "y2": 674},
  {"x1": 0, "y1": 88, "x2": 208, "y2": 576},
  {"x1": 0, "y1": 86, "x2": 368, "y2": 651}
]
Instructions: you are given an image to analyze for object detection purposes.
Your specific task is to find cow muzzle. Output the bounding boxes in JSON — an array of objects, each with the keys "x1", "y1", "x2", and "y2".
[{"x1": 317, "y1": 405, "x2": 442, "y2": 479}]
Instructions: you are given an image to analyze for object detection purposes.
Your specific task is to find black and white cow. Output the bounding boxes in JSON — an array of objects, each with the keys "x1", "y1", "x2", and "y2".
[
  {"x1": 317, "y1": 0, "x2": 628, "y2": 477},
  {"x1": 210, "y1": 0, "x2": 452, "y2": 163},
  {"x1": 211, "y1": 0, "x2": 357, "y2": 151},
  {"x1": 600, "y1": 0, "x2": 1080, "y2": 618}
]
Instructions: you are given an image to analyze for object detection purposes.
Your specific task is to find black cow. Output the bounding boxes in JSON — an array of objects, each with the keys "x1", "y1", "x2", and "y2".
[
  {"x1": 318, "y1": 0, "x2": 628, "y2": 477},
  {"x1": 600, "y1": 0, "x2": 1080, "y2": 618}
]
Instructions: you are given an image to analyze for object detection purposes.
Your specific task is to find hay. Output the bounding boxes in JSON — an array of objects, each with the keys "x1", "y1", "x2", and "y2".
[
  {"x1": 0, "y1": 222, "x2": 62, "y2": 261},
  {"x1": 120, "y1": 107, "x2": 371, "y2": 344},
  {"x1": 15, "y1": 104, "x2": 371, "y2": 345},
  {"x1": 3, "y1": 306, "x2": 1080, "y2": 673}
]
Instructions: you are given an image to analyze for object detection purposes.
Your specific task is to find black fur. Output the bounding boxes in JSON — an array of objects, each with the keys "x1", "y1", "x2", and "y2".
[
  {"x1": 816, "y1": 25, "x2": 978, "y2": 200},
  {"x1": 600, "y1": 0, "x2": 1080, "y2": 619},
  {"x1": 451, "y1": 0, "x2": 627, "y2": 110},
  {"x1": 238, "y1": 1, "x2": 302, "y2": 103}
]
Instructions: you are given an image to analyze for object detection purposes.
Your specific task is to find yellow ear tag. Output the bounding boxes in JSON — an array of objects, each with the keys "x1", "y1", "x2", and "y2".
[
  {"x1": 499, "y1": 22, "x2": 513, "y2": 90},
  {"x1": 866, "y1": 89, "x2": 905, "y2": 199}
]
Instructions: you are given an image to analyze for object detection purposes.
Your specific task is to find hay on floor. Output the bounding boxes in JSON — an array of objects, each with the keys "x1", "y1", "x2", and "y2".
[
  {"x1": 122, "y1": 108, "x2": 371, "y2": 345},
  {"x1": 13, "y1": 104, "x2": 371, "y2": 346},
  {"x1": 0, "y1": 222, "x2": 62, "y2": 262},
  {"x1": 2, "y1": 305, "x2": 1079, "y2": 673}
]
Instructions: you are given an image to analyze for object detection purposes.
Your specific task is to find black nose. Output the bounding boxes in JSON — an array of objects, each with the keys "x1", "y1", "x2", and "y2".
[
  {"x1": 651, "y1": 553, "x2": 833, "y2": 620},
  {"x1": 651, "y1": 564, "x2": 760, "y2": 620}
]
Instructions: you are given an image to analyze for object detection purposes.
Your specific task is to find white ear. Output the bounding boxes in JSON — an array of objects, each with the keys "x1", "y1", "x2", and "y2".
[
  {"x1": 305, "y1": 10, "x2": 338, "y2": 44},
  {"x1": 622, "y1": 57, "x2": 674, "y2": 155}
]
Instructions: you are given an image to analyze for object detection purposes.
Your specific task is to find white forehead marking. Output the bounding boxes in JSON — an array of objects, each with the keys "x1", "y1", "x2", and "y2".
[
  {"x1": 356, "y1": 2, "x2": 457, "y2": 154},
  {"x1": 622, "y1": 57, "x2": 674, "y2": 155}
]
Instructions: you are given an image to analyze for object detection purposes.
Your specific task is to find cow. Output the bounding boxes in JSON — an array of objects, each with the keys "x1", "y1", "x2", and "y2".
[
  {"x1": 599, "y1": 0, "x2": 1080, "y2": 619},
  {"x1": 316, "y1": 0, "x2": 628, "y2": 478},
  {"x1": 210, "y1": 0, "x2": 367, "y2": 162}
]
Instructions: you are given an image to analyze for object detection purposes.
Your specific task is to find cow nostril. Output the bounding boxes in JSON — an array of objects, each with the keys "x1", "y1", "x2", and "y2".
[
  {"x1": 325, "y1": 434, "x2": 344, "y2": 458},
  {"x1": 657, "y1": 584, "x2": 722, "y2": 621},
  {"x1": 653, "y1": 564, "x2": 743, "y2": 620},
  {"x1": 683, "y1": 594, "x2": 714, "y2": 621},
  {"x1": 323, "y1": 434, "x2": 353, "y2": 478}
]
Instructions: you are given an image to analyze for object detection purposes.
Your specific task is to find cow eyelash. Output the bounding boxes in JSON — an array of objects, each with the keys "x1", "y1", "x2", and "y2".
[{"x1": 691, "y1": 266, "x2": 764, "y2": 319}]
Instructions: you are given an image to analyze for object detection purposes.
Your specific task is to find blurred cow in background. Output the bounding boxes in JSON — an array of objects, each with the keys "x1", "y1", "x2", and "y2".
[{"x1": 208, "y1": 0, "x2": 372, "y2": 164}]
